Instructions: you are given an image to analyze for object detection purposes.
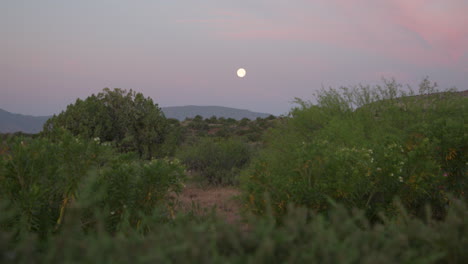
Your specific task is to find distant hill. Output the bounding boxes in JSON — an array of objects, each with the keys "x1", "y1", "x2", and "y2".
[
  {"x1": 0, "y1": 106, "x2": 272, "y2": 134},
  {"x1": 0, "y1": 109, "x2": 51, "y2": 134},
  {"x1": 161, "y1": 106, "x2": 272, "y2": 121}
]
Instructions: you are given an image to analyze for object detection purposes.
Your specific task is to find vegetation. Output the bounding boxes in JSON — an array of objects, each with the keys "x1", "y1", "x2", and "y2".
[
  {"x1": 177, "y1": 137, "x2": 254, "y2": 185},
  {"x1": 43, "y1": 88, "x2": 168, "y2": 159},
  {"x1": 0, "y1": 130, "x2": 184, "y2": 239},
  {"x1": 1, "y1": 198, "x2": 467, "y2": 263},
  {"x1": 1, "y1": 79, "x2": 467, "y2": 263},
  {"x1": 241, "y1": 79, "x2": 467, "y2": 220},
  {"x1": 174, "y1": 115, "x2": 279, "y2": 185}
]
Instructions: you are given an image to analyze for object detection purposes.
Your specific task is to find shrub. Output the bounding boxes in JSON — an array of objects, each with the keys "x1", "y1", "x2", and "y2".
[
  {"x1": 2, "y1": 198, "x2": 467, "y2": 263},
  {"x1": 0, "y1": 130, "x2": 185, "y2": 237},
  {"x1": 241, "y1": 79, "x2": 467, "y2": 220},
  {"x1": 42, "y1": 88, "x2": 168, "y2": 159},
  {"x1": 177, "y1": 137, "x2": 253, "y2": 185}
]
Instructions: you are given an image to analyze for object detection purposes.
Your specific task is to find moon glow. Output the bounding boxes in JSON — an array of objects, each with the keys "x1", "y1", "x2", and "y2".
[{"x1": 237, "y1": 68, "x2": 246, "y2": 78}]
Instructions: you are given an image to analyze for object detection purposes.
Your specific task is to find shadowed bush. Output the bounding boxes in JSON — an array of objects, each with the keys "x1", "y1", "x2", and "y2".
[{"x1": 1, "y1": 197, "x2": 467, "y2": 263}]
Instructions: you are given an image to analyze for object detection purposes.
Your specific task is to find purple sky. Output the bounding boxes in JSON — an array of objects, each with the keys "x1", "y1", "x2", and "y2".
[{"x1": 1, "y1": 0, "x2": 467, "y2": 116}]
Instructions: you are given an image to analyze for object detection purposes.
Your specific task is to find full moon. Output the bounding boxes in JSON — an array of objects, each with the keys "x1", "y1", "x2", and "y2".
[{"x1": 237, "y1": 68, "x2": 246, "y2": 78}]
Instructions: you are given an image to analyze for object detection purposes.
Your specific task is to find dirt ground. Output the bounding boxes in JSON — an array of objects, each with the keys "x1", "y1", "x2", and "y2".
[{"x1": 173, "y1": 183, "x2": 243, "y2": 225}]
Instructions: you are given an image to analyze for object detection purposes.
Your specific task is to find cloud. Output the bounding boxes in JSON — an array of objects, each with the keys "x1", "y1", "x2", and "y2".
[
  {"x1": 202, "y1": 0, "x2": 468, "y2": 66},
  {"x1": 389, "y1": 0, "x2": 468, "y2": 62}
]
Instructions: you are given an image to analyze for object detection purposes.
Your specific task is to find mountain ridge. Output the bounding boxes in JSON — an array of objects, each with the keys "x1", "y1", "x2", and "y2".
[{"x1": 0, "y1": 108, "x2": 51, "y2": 134}]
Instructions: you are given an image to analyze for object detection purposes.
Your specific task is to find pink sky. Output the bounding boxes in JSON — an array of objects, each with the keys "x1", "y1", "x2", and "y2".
[{"x1": 1, "y1": 0, "x2": 467, "y2": 116}]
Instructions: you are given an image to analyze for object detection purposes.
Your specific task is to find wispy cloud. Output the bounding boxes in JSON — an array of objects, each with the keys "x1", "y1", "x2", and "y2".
[{"x1": 194, "y1": 0, "x2": 468, "y2": 66}]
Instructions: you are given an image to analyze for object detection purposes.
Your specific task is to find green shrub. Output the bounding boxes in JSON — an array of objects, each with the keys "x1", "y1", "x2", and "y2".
[
  {"x1": 0, "y1": 130, "x2": 185, "y2": 237},
  {"x1": 2, "y1": 198, "x2": 467, "y2": 263},
  {"x1": 241, "y1": 79, "x2": 467, "y2": 219},
  {"x1": 177, "y1": 137, "x2": 253, "y2": 185},
  {"x1": 42, "y1": 88, "x2": 168, "y2": 159}
]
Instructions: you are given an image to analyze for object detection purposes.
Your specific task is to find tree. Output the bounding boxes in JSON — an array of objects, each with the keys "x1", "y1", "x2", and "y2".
[
  {"x1": 239, "y1": 118, "x2": 250, "y2": 127},
  {"x1": 43, "y1": 88, "x2": 168, "y2": 159}
]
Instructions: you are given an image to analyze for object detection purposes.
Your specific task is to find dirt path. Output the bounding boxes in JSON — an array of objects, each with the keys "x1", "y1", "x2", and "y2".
[{"x1": 174, "y1": 183, "x2": 242, "y2": 224}]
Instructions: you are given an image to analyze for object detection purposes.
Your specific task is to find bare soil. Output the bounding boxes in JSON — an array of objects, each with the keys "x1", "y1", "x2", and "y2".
[{"x1": 173, "y1": 183, "x2": 242, "y2": 225}]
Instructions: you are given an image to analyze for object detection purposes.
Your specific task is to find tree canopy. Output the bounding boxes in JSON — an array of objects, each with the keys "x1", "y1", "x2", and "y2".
[{"x1": 43, "y1": 88, "x2": 168, "y2": 159}]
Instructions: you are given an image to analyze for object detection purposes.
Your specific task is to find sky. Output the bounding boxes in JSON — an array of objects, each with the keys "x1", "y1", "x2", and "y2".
[{"x1": 1, "y1": 0, "x2": 467, "y2": 116}]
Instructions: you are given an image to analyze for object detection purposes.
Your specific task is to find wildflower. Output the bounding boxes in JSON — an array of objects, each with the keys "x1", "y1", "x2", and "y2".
[
  {"x1": 376, "y1": 167, "x2": 382, "y2": 171},
  {"x1": 93, "y1": 137, "x2": 100, "y2": 143},
  {"x1": 399, "y1": 176, "x2": 403, "y2": 182},
  {"x1": 443, "y1": 173, "x2": 448, "y2": 177},
  {"x1": 390, "y1": 173, "x2": 394, "y2": 177}
]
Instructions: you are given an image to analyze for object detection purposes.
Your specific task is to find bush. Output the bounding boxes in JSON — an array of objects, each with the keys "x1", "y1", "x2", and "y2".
[
  {"x1": 42, "y1": 88, "x2": 168, "y2": 159},
  {"x1": 177, "y1": 137, "x2": 253, "y2": 185},
  {"x1": 0, "y1": 130, "x2": 185, "y2": 237},
  {"x1": 241, "y1": 79, "x2": 467, "y2": 220},
  {"x1": 2, "y1": 197, "x2": 467, "y2": 263}
]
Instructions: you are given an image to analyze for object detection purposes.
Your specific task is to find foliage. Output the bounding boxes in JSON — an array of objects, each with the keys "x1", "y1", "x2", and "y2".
[
  {"x1": 177, "y1": 137, "x2": 254, "y2": 185},
  {"x1": 1, "y1": 197, "x2": 467, "y2": 263},
  {"x1": 158, "y1": 118, "x2": 186, "y2": 157},
  {"x1": 42, "y1": 88, "x2": 168, "y2": 159},
  {"x1": 0, "y1": 130, "x2": 185, "y2": 238},
  {"x1": 181, "y1": 115, "x2": 279, "y2": 143},
  {"x1": 241, "y1": 78, "x2": 467, "y2": 219}
]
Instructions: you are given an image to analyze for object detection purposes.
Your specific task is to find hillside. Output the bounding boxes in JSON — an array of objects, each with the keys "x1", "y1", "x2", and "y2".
[
  {"x1": 0, "y1": 109, "x2": 50, "y2": 134},
  {"x1": 161, "y1": 106, "x2": 272, "y2": 120}
]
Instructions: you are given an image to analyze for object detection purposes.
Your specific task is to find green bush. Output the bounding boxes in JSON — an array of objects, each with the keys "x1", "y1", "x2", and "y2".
[
  {"x1": 241, "y1": 79, "x2": 467, "y2": 219},
  {"x1": 2, "y1": 198, "x2": 467, "y2": 263},
  {"x1": 0, "y1": 130, "x2": 185, "y2": 237},
  {"x1": 177, "y1": 137, "x2": 253, "y2": 185},
  {"x1": 42, "y1": 88, "x2": 168, "y2": 159}
]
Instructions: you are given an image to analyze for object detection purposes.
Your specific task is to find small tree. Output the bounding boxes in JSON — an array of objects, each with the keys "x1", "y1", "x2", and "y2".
[{"x1": 43, "y1": 88, "x2": 168, "y2": 159}]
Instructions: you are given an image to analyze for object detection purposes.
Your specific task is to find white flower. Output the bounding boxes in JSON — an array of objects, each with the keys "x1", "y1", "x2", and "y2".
[
  {"x1": 390, "y1": 173, "x2": 394, "y2": 177},
  {"x1": 376, "y1": 167, "x2": 382, "y2": 171},
  {"x1": 399, "y1": 176, "x2": 403, "y2": 182},
  {"x1": 93, "y1": 137, "x2": 100, "y2": 143}
]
